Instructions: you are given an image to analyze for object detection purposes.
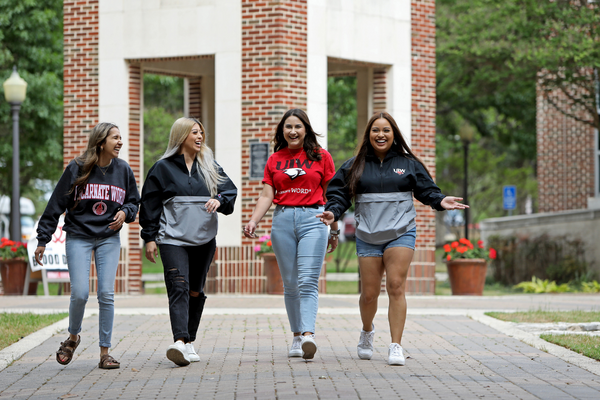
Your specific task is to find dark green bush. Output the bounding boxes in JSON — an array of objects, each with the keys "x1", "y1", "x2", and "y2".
[{"x1": 487, "y1": 234, "x2": 589, "y2": 285}]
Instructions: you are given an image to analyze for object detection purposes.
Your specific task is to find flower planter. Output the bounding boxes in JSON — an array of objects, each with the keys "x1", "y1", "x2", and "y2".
[
  {"x1": 261, "y1": 253, "x2": 284, "y2": 295},
  {"x1": 446, "y1": 258, "x2": 487, "y2": 296},
  {"x1": 0, "y1": 258, "x2": 36, "y2": 295}
]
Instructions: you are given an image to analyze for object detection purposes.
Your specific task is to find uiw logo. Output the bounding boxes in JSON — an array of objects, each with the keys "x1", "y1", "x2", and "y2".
[{"x1": 393, "y1": 168, "x2": 405, "y2": 175}]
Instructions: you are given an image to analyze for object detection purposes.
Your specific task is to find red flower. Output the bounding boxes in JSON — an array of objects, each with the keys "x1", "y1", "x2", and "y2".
[
  {"x1": 477, "y1": 240, "x2": 484, "y2": 248},
  {"x1": 489, "y1": 248, "x2": 497, "y2": 259},
  {"x1": 467, "y1": 243, "x2": 474, "y2": 250},
  {"x1": 266, "y1": 240, "x2": 272, "y2": 247},
  {"x1": 446, "y1": 255, "x2": 451, "y2": 261},
  {"x1": 459, "y1": 238, "x2": 471, "y2": 245},
  {"x1": 443, "y1": 244, "x2": 451, "y2": 253},
  {"x1": 451, "y1": 241, "x2": 459, "y2": 249},
  {"x1": 457, "y1": 246, "x2": 468, "y2": 254},
  {"x1": 11, "y1": 247, "x2": 17, "y2": 252}
]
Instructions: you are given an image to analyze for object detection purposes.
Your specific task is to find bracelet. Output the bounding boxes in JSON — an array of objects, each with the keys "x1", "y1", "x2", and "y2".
[{"x1": 329, "y1": 233, "x2": 339, "y2": 240}]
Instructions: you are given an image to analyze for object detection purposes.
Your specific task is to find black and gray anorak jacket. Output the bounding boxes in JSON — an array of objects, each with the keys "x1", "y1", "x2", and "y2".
[
  {"x1": 140, "y1": 154, "x2": 237, "y2": 246},
  {"x1": 325, "y1": 149, "x2": 446, "y2": 245}
]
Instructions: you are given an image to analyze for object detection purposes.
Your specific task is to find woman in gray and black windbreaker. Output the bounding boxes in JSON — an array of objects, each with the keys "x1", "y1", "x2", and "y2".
[
  {"x1": 317, "y1": 112, "x2": 467, "y2": 366},
  {"x1": 140, "y1": 117, "x2": 237, "y2": 367}
]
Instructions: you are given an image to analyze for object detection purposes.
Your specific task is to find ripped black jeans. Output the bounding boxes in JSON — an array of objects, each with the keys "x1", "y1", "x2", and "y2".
[{"x1": 159, "y1": 239, "x2": 216, "y2": 343}]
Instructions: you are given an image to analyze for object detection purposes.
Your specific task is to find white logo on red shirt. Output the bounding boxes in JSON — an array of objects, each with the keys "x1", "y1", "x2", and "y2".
[{"x1": 283, "y1": 168, "x2": 306, "y2": 180}]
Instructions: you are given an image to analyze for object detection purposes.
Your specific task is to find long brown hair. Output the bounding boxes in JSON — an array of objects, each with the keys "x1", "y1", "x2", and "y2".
[
  {"x1": 70, "y1": 122, "x2": 119, "y2": 208},
  {"x1": 273, "y1": 109, "x2": 323, "y2": 161},
  {"x1": 347, "y1": 112, "x2": 432, "y2": 198}
]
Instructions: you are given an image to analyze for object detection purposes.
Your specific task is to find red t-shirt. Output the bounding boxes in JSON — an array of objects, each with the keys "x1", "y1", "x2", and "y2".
[{"x1": 263, "y1": 147, "x2": 336, "y2": 206}]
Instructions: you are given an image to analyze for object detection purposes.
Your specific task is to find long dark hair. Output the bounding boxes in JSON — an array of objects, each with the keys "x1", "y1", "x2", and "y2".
[
  {"x1": 347, "y1": 112, "x2": 432, "y2": 198},
  {"x1": 70, "y1": 122, "x2": 119, "y2": 208},
  {"x1": 273, "y1": 109, "x2": 323, "y2": 161}
]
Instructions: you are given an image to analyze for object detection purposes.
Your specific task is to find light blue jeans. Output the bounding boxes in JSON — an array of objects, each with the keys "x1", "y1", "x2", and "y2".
[
  {"x1": 65, "y1": 233, "x2": 121, "y2": 348},
  {"x1": 271, "y1": 205, "x2": 328, "y2": 334}
]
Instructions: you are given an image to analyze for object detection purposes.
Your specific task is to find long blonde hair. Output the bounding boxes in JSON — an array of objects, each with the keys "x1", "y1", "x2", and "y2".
[
  {"x1": 70, "y1": 122, "x2": 119, "y2": 208},
  {"x1": 160, "y1": 117, "x2": 224, "y2": 197}
]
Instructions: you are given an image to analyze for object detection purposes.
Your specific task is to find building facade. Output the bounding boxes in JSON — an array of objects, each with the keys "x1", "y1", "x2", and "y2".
[{"x1": 63, "y1": 0, "x2": 438, "y2": 294}]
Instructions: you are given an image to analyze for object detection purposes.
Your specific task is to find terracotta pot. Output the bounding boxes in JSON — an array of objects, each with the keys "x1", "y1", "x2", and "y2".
[
  {"x1": 446, "y1": 258, "x2": 487, "y2": 296},
  {"x1": 0, "y1": 258, "x2": 29, "y2": 295},
  {"x1": 262, "y1": 253, "x2": 284, "y2": 295}
]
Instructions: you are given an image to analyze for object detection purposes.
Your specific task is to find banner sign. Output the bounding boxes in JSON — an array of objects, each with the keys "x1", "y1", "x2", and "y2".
[{"x1": 27, "y1": 215, "x2": 68, "y2": 271}]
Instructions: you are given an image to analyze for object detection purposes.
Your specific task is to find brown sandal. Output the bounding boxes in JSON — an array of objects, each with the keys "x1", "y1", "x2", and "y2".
[
  {"x1": 56, "y1": 335, "x2": 80, "y2": 365},
  {"x1": 99, "y1": 354, "x2": 120, "y2": 369}
]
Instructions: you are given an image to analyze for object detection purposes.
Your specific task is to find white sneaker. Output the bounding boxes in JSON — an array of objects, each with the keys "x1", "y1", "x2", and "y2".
[
  {"x1": 166, "y1": 340, "x2": 190, "y2": 366},
  {"x1": 301, "y1": 334, "x2": 317, "y2": 360},
  {"x1": 288, "y1": 336, "x2": 302, "y2": 357},
  {"x1": 388, "y1": 343, "x2": 405, "y2": 366},
  {"x1": 357, "y1": 326, "x2": 375, "y2": 360},
  {"x1": 185, "y1": 342, "x2": 200, "y2": 362}
]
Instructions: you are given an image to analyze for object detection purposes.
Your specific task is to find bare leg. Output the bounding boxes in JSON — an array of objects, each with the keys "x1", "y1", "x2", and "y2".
[
  {"x1": 383, "y1": 247, "x2": 414, "y2": 344},
  {"x1": 358, "y1": 257, "x2": 385, "y2": 331}
]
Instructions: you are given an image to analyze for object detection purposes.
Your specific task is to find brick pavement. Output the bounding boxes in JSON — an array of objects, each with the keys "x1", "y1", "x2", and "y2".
[{"x1": 1, "y1": 294, "x2": 600, "y2": 399}]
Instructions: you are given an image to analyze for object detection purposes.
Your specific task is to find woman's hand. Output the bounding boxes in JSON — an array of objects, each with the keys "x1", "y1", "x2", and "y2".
[
  {"x1": 145, "y1": 241, "x2": 158, "y2": 263},
  {"x1": 243, "y1": 220, "x2": 257, "y2": 238},
  {"x1": 440, "y1": 196, "x2": 469, "y2": 210},
  {"x1": 327, "y1": 236, "x2": 338, "y2": 253},
  {"x1": 316, "y1": 211, "x2": 335, "y2": 226},
  {"x1": 34, "y1": 246, "x2": 45, "y2": 266},
  {"x1": 205, "y1": 199, "x2": 221, "y2": 213},
  {"x1": 108, "y1": 210, "x2": 126, "y2": 231}
]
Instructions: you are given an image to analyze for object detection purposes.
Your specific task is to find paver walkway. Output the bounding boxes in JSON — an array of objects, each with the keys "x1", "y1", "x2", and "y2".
[{"x1": 1, "y1": 294, "x2": 600, "y2": 399}]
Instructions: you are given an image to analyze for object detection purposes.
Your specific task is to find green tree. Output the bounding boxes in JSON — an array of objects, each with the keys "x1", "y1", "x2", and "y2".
[
  {"x1": 327, "y1": 76, "x2": 357, "y2": 169},
  {"x1": 0, "y1": 0, "x2": 63, "y2": 210},
  {"x1": 436, "y1": 0, "x2": 599, "y2": 221},
  {"x1": 143, "y1": 74, "x2": 184, "y2": 175}
]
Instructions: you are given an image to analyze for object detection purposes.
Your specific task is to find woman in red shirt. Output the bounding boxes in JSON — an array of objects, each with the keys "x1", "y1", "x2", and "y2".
[{"x1": 243, "y1": 109, "x2": 338, "y2": 360}]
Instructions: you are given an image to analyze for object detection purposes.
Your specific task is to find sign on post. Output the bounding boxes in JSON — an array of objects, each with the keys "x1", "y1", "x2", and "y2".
[
  {"x1": 503, "y1": 185, "x2": 516, "y2": 211},
  {"x1": 27, "y1": 215, "x2": 68, "y2": 271}
]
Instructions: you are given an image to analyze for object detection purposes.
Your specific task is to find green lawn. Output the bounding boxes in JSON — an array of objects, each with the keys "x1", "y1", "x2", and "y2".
[
  {"x1": 486, "y1": 311, "x2": 600, "y2": 361},
  {"x1": 0, "y1": 312, "x2": 68, "y2": 351}
]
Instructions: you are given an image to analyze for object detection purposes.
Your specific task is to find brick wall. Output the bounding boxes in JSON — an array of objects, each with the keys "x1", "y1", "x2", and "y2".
[
  {"x1": 537, "y1": 84, "x2": 595, "y2": 212},
  {"x1": 241, "y1": 0, "x2": 308, "y2": 244},
  {"x1": 410, "y1": 0, "x2": 437, "y2": 294},
  {"x1": 63, "y1": 0, "x2": 99, "y2": 166}
]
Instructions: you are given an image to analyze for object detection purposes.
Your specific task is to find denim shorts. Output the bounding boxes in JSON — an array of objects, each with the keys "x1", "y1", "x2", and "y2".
[{"x1": 355, "y1": 227, "x2": 417, "y2": 257}]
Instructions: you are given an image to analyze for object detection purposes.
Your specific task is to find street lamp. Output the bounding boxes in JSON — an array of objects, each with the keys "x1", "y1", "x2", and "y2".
[
  {"x1": 3, "y1": 66, "x2": 27, "y2": 242},
  {"x1": 458, "y1": 122, "x2": 475, "y2": 241}
]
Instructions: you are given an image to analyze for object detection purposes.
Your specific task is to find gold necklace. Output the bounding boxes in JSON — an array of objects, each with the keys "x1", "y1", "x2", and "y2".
[{"x1": 97, "y1": 160, "x2": 112, "y2": 176}]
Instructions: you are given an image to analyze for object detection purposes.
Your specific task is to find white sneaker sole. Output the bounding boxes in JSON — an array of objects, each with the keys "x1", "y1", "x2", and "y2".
[
  {"x1": 388, "y1": 357, "x2": 405, "y2": 366},
  {"x1": 302, "y1": 341, "x2": 317, "y2": 360},
  {"x1": 166, "y1": 348, "x2": 190, "y2": 366}
]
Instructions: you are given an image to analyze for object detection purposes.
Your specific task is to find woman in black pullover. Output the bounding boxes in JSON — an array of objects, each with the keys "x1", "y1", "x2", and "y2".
[
  {"x1": 140, "y1": 117, "x2": 237, "y2": 366},
  {"x1": 34, "y1": 122, "x2": 140, "y2": 369},
  {"x1": 318, "y1": 112, "x2": 467, "y2": 366}
]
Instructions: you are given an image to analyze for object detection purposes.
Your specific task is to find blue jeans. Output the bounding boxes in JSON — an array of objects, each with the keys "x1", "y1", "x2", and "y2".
[
  {"x1": 271, "y1": 205, "x2": 327, "y2": 334},
  {"x1": 65, "y1": 233, "x2": 121, "y2": 348}
]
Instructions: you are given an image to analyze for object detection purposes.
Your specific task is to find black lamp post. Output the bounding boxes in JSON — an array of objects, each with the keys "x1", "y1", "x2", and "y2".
[
  {"x1": 3, "y1": 66, "x2": 28, "y2": 242},
  {"x1": 458, "y1": 123, "x2": 474, "y2": 240}
]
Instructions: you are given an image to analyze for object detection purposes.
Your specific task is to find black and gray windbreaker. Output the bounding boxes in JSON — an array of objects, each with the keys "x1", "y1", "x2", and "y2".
[
  {"x1": 139, "y1": 154, "x2": 237, "y2": 246},
  {"x1": 325, "y1": 149, "x2": 446, "y2": 245}
]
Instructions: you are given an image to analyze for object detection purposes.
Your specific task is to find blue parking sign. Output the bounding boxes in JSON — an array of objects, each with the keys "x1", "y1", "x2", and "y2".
[{"x1": 503, "y1": 185, "x2": 516, "y2": 210}]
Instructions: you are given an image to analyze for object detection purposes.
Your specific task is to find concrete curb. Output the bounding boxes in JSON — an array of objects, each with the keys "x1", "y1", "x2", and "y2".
[{"x1": 468, "y1": 310, "x2": 600, "y2": 376}]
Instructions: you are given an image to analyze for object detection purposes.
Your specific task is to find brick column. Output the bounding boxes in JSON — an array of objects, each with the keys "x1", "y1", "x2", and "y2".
[
  {"x1": 63, "y1": 0, "x2": 99, "y2": 166},
  {"x1": 372, "y1": 68, "x2": 388, "y2": 112},
  {"x1": 410, "y1": 0, "x2": 437, "y2": 294},
  {"x1": 127, "y1": 64, "x2": 143, "y2": 294},
  {"x1": 240, "y1": 0, "x2": 308, "y2": 242},
  {"x1": 189, "y1": 78, "x2": 202, "y2": 119},
  {"x1": 537, "y1": 84, "x2": 595, "y2": 212}
]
